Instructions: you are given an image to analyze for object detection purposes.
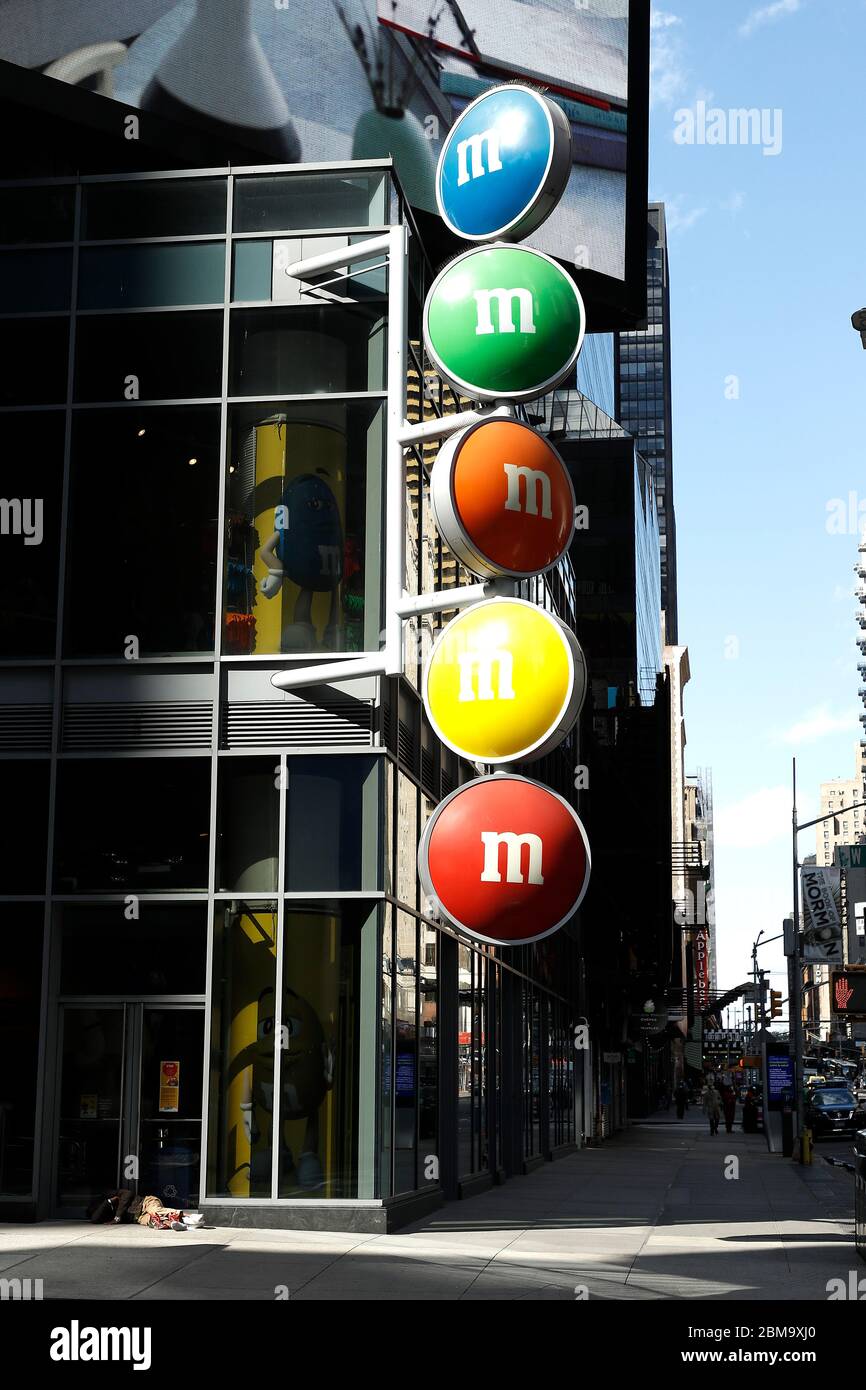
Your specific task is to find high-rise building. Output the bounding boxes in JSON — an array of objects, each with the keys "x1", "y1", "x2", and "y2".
[
  {"x1": 614, "y1": 203, "x2": 678, "y2": 642},
  {"x1": 816, "y1": 753, "x2": 866, "y2": 866}
]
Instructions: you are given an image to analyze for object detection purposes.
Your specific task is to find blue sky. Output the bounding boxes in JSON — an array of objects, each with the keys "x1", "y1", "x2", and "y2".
[{"x1": 648, "y1": 0, "x2": 866, "y2": 1011}]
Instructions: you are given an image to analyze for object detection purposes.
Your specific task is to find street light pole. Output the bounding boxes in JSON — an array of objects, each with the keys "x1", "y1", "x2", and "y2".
[{"x1": 792, "y1": 757, "x2": 805, "y2": 1140}]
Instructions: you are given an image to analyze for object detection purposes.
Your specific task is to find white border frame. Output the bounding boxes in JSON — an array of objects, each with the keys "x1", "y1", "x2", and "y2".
[{"x1": 418, "y1": 772, "x2": 592, "y2": 947}]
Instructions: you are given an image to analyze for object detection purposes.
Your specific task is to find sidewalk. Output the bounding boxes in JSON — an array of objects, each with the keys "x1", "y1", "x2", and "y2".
[{"x1": 0, "y1": 1122, "x2": 857, "y2": 1301}]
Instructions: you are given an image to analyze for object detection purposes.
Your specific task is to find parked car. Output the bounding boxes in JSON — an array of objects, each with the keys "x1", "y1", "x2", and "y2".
[{"x1": 806, "y1": 1086, "x2": 863, "y2": 1140}]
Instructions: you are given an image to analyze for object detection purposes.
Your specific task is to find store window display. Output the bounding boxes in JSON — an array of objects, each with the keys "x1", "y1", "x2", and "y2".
[
  {"x1": 224, "y1": 401, "x2": 383, "y2": 656},
  {"x1": 207, "y1": 901, "x2": 365, "y2": 1200}
]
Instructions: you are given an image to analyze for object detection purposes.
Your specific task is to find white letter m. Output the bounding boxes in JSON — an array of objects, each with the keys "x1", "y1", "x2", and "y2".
[{"x1": 480, "y1": 832, "x2": 544, "y2": 885}]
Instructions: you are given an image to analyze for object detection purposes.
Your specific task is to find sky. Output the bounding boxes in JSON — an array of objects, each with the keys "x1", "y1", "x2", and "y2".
[{"x1": 648, "y1": 0, "x2": 866, "y2": 1018}]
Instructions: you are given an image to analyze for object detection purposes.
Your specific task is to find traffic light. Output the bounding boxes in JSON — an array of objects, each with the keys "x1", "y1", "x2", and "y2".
[
  {"x1": 770, "y1": 990, "x2": 783, "y2": 1019},
  {"x1": 830, "y1": 970, "x2": 866, "y2": 1017}
]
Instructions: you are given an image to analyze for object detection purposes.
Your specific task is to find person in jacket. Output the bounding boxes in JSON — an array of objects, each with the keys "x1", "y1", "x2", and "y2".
[
  {"x1": 703, "y1": 1083, "x2": 722, "y2": 1135},
  {"x1": 742, "y1": 1089, "x2": 759, "y2": 1133},
  {"x1": 86, "y1": 1189, "x2": 186, "y2": 1229},
  {"x1": 722, "y1": 1085, "x2": 737, "y2": 1133}
]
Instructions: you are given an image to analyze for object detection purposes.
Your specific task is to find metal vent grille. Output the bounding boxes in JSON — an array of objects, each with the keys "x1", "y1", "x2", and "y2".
[
  {"x1": 223, "y1": 699, "x2": 373, "y2": 749},
  {"x1": 62, "y1": 702, "x2": 213, "y2": 750},
  {"x1": 397, "y1": 719, "x2": 417, "y2": 771},
  {"x1": 0, "y1": 704, "x2": 53, "y2": 751}
]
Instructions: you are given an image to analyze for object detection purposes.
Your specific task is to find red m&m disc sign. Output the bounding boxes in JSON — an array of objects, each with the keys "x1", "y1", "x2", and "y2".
[
  {"x1": 418, "y1": 774, "x2": 590, "y2": 947},
  {"x1": 430, "y1": 418, "x2": 576, "y2": 579}
]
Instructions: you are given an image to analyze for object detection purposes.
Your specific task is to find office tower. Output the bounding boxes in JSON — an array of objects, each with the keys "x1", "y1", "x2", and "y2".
[{"x1": 615, "y1": 203, "x2": 678, "y2": 642}]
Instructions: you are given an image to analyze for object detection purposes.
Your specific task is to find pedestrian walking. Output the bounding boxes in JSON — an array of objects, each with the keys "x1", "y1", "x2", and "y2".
[
  {"x1": 703, "y1": 1082, "x2": 722, "y2": 1135},
  {"x1": 674, "y1": 1080, "x2": 688, "y2": 1119},
  {"x1": 722, "y1": 1085, "x2": 737, "y2": 1134},
  {"x1": 742, "y1": 1089, "x2": 759, "y2": 1133}
]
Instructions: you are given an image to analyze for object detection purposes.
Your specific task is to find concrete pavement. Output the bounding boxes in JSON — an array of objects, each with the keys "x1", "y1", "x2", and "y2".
[{"x1": 0, "y1": 1118, "x2": 858, "y2": 1301}]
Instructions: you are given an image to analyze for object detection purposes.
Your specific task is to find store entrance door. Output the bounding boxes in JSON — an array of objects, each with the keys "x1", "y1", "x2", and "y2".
[{"x1": 54, "y1": 1004, "x2": 204, "y2": 1214}]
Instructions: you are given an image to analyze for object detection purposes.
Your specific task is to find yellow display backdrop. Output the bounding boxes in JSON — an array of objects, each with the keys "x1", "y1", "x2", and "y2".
[
  {"x1": 222, "y1": 906, "x2": 341, "y2": 1199},
  {"x1": 423, "y1": 597, "x2": 586, "y2": 764},
  {"x1": 250, "y1": 419, "x2": 347, "y2": 653}
]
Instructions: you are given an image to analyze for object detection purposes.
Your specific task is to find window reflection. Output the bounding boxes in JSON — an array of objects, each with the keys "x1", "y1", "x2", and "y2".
[{"x1": 65, "y1": 408, "x2": 220, "y2": 657}]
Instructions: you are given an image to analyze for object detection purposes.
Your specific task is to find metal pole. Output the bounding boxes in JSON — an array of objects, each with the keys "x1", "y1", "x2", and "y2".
[{"x1": 792, "y1": 756, "x2": 805, "y2": 1143}]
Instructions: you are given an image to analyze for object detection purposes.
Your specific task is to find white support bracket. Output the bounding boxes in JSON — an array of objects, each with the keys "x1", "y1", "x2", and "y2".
[{"x1": 397, "y1": 403, "x2": 514, "y2": 452}]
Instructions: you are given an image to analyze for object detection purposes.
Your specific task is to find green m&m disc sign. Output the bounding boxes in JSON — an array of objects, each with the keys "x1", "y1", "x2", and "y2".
[{"x1": 423, "y1": 243, "x2": 585, "y2": 402}]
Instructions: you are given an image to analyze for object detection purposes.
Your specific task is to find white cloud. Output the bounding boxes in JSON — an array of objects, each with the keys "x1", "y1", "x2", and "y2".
[
  {"x1": 720, "y1": 190, "x2": 745, "y2": 215},
  {"x1": 662, "y1": 195, "x2": 707, "y2": 234},
  {"x1": 714, "y1": 785, "x2": 794, "y2": 849},
  {"x1": 739, "y1": 0, "x2": 802, "y2": 39},
  {"x1": 651, "y1": 10, "x2": 687, "y2": 107},
  {"x1": 774, "y1": 705, "x2": 861, "y2": 746}
]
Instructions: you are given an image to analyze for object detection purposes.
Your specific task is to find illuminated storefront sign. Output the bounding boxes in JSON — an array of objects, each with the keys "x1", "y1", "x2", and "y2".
[
  {"x1": 436, "y1": 84, "x2": 573, "y2": 243},
  {"x1": 430, "y1": 417, "x2": 575, "y2": 579},
  {"x1": 423, "y1": 243, "x2": 586, "y2": 401},
  {"x1": 418, "y1": 773, "x2": 590, "y2": 946},
  {"x1": 422, "y1": 597, "x2": 586, "y2": 765}
]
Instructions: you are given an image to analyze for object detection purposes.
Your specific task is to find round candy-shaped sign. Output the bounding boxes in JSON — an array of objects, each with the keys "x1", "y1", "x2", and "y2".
[
  {"x1": 423, "y1": 243, "x2": 585, "y2": 402},
  {"x1": 418, "y1": 773, "x2": 591, "y2": 947},
  {"x1": 430, "y1": 417, "x2": 575, "y2": 579},
  {"x1": 423, "y1": 597, "x2": 586, "y2": 765},
  {"x1": 436, "y1": 84, "x2": 573, "y2": 243}
]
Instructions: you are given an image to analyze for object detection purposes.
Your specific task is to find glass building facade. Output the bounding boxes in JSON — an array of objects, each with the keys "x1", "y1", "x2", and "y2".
[
  {"x1": 0, "y1": 163, "x2": 584, "y2": 1227},
  {"x1": 614, "y1": 203, "x2": 678, "y2": 643}
]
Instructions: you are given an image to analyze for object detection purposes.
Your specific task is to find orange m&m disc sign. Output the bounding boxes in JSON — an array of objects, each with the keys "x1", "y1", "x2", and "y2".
[{"x1": 430, "y1": 418, "x2": 575, "y2": 579}]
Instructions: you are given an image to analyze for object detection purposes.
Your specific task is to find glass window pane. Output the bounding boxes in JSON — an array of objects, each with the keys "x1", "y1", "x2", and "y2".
[
  {"x1": 419, "y1": 920, "x2": 438, "y2": 1189},
  {"x1": 0, "y1": 762, "x2": 50, "y2": 892},
  {"x1": 229, "y1": 305, "x2": 386, "y2": 395},
  {"x1": 57, "y1": 1006, "x2": 124, "y2": 1207},
  {"x1": 54, "y1": 759, "x2": 211, "y2": 892},
  {"x1": 284, "y1": 756, "x2": 380, "y2": 893},
  {"x1": 232, "y1": 240, "x2": 272, "y2": 302},
  {"x1": 0, "y1": 905, "x2": 43, "y2": 1196},
  {"x1": 207, "y1": 901, "x2": 277, "y2": 1198},
  {"x1": 0, "y1": 185, "x2": 75, "y2": 244},
  {"x1": 0, "y1": 317, "x2": 68, "y2": 405},
  {"x1": 233, "y1": 173, "x2": 387, "y2": 233},
  {"x1": 59, "y1": 905, "x2": 207, "y2": 994},
  {"x1": 0, "y1": 411, "x2": 63, "y2": 656},
  {"x1": 73, "y1": 312, "x2": 223, "y2": 402},
  {"x1": 82, "y1": 179, "x2": 227, "y2": 240},
  {"x1": 65, "y1": 407, "x2": 220, "y2": 657},
  {"x1": 224, "y1": 400, "x2": 383, "y2": 656},
  {"x1": 0, "y1": 249, "x2": 72, "y2": 311},
  {"x1": 216, "y1": 758, "x2": 280, "y2": 893},
  {"x1": 278, "y1": 902, "x2": 365, "y2": 1197},
  {"x1": 78, "y1": 243, "x2": 225, "y2": 310},
  {"x1": 393, "y1": 909, "x2": 418, "y2": 1194}
]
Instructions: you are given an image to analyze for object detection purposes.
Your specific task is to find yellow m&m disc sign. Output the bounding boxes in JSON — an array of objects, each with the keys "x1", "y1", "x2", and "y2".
[{"x1": 423, "y1": 597, "x2": 586, "y2": 764}]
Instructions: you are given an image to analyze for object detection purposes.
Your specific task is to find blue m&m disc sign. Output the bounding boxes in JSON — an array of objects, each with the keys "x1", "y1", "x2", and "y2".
[{"x1": 436, "y1": 84, "x2": 573, "y2": 243}]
